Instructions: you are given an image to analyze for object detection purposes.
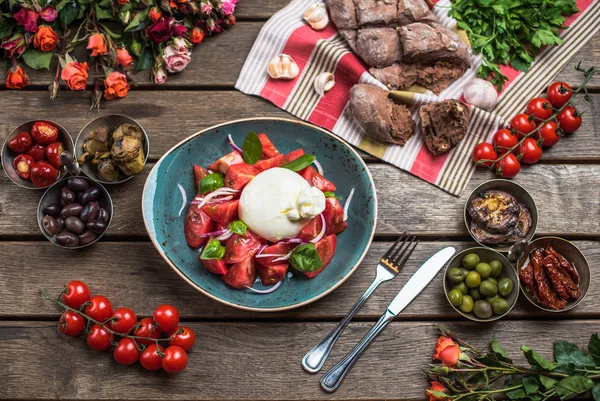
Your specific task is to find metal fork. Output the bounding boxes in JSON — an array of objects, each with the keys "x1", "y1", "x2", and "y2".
[{"x1": 301, "y1": 234, "x2": 419, "y2": 373}]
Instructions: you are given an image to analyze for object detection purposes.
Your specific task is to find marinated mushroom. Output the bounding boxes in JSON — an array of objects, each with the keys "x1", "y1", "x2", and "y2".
[
  {"x1": 97, "y1": 158, "x2": 120, "y2": 182},
  {"x1": 111, "y1": 134, "x2": 145, "y2": 176},
  {"x1": 78, "y1": 126, "x2": 110, "y2": 163}
]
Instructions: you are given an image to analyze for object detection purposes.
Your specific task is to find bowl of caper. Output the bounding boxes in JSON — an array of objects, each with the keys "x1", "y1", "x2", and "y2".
[{"x1": 443, "y1": 247, "x2": 519, "y2": 322}]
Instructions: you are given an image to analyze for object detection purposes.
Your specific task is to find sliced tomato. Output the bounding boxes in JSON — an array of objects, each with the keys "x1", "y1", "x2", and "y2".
[
  {"x1": 225, "y1": 163, "x2": 260, "y2": 190},
  {"x1": 256, "y1": 243, "x2": 296, "y2": 267},
  {"x1": 298, "y1": 216, "x2": 323, "y2": 241},
  {"x1": 258, "y1": 263, "x2": 288, "y2": 286},
  {"x1": 304, "y1": 235, "x2": 337, "y2": 278},
  {"x1": 300, "y1": 166, "x2": 337, "y2": 192},
  {"x1": 254, "y1": 154, "x2": 283, "y2": 172},
  {"x1": 208, "y1": 151, "x2": 244, "y2": 174},
  {"x1": 323, "y1": 198, "x2": 348, "y2": 235},
  {"x1": 200, "y1": 257, "x2": 229, "y2": 275},
  {"x1": 281, "y1": 149, "x2": 305, "y2": 164},
  {"x1": 223, "y1": 256, "x2": 256, "y2": 289},
  {"x1": 184, "y1": 207, "x2": 214, "y2": 248},
  {"x1": 193, "y1": 164, "x2": 209, "y2": 191},
  {"x1": 201, "y1": 200, "x2": 239, "y2": 225},
  {"x1": 224, "y1": 232, "x2": 262, "y2": 264},
  {"x1": 258, "y1": 133, "x2": 280, "y2": 159}
]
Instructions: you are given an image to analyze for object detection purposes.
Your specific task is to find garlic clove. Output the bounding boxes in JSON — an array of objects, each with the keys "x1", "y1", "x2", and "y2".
[
  {"x1": 267, "y1": 54, "x2": 300, "y2": 80},
  {"x1": 304, "y1": 3, "x2": 329, "y2": 31},
  {"x1": 462, "y1": 78, "x2": 497, "y2": 111},
  {"x1": 314, "y1": 72, "x2": 335, "y2": 97}
]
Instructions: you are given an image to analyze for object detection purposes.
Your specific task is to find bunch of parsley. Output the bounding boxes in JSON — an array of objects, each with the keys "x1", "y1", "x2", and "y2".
[{"x1": 450, "y1": 0, "x2": 579, "y2": 91}]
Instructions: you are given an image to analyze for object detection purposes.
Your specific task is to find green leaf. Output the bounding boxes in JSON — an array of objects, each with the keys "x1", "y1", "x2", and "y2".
[
  {"x1": 323, "y1": 191, "x2": 340, "y2": 199},
  {"x1": 588, "y1": 334, "x2": 600, "y2": 364},
  {"x1": 506, "y1": 387, "x2": 527, "y2": 400},
  {"x1": 289, "y1": 243, "x2": 323, "y2": 273},
  {"x1": 426, "y1": 390, "x2": 447, "y2": 399},
  {"x1": 59, "y1": 4, "x2": 79, "y2": 27},
  {"x1": 242, "y1": 131, "x2": 262, "y2": 165},
  {"x1": 136, "y1": 47, "x2": 153, "y2": 71},
  {"x1": 522, "y1": 375, "x2": 540, "y2": 395},
  {"x1": 539, "y1": 375, "x2": 558, "y2": 391},
  {"x1": 125, "y1": 9, "x2": 149, "y2": 32},
  {"x1": 491, "y1": 336, "x2": 512, "y2": 361},
  {"x1": 522, "y1": 345, "x2": 555, "y2": 371},
  {"x1": 55, "y1": 0, "x2": 70, "y2": 11},
  {"x1": 200, "y1": 239, "x2": 226, "y2": 260},
  {"x1": 555, "y1": 376, "x2": 594, "y2": 400},
  {"x1": 281, "y1": 154, "x2": 317, "y2": 172},
  {"x1": 94, "y1": 4, "x2": 113, "y2": 20},
  {"x1": 99, "y1": 24, "x2": 122, "y2": 39},
  {"x1": 22, "y1": 49, "x2": 53, "y2": 70},
  {"x1": 592, "y1": 382, "x2": 600, "y2": 401},
  {"x1": 198, "y1": 173, "x2": 224, "y2": 194},
  {"x1": 555, "y1": 340, "x2": 596, "y2": 368},
  {"x1": 229, "y1": 220, "x2": 247, "y2": 236},
  {"x1": 554, "y1": 362, "x2": 577, "y2": 375},
  {"x1": 531, "y1": 29, "x2": 563, "y2": 48},
  {"x1": 0, "y1": 20, "x2": 15, "y2": 39}
]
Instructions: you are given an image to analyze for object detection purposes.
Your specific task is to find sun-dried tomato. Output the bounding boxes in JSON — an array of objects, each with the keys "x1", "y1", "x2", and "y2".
[
  {"x1": 542, "y1": 254, "x2": 569, "y2": 300},
  {"x1": 546, "y1": 245, "x2": 579, "y2": 284},
  {"x1": 531, "y1": 249, "x2": 567, "y2": 310}
]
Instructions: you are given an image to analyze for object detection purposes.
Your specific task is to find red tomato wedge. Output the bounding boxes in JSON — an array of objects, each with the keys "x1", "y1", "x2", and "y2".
[
  {"x1": 193, "y1": 164, "x2": 209, "y2": 191},
  {"x1": 298, "y1": 216, "x2": 323, "y2": 241},
  {"x1": 281, "y1": 149, "x2": 305, "y2": 164},
  {"x1": 258, "y1": 263, "x2": 289, "y2": 286},
  {"x1": 224, "y1": 232, "x2": 262, "y2": 264},
  {"x1": 225, "y1": 163, "x2": 259, "y2": 190},
  {"x1": 200, "y1": 257, "x2": 229, "y2": 275},
  {"x1": 201, "y1": 199, "x2": 239, "y2": 225},
  {"x1": 184, "y1": 207, "x2": 214, "y2": 248},
  {"x1": 300, "y1": 166, "x2": 337, "y2": 192},
  {"x1": 223, "y1": 257, "x2": 257, "y2": 289},
  {"x1": 254, "y1": 154, "x2": 283, "y2": 172},
  {"x1": 256, "y1": 243, "x2": 296, "y2": 267},
  {"x1": 258, "y1": 133, "x2": 280, "y2": 159},
  {"x1": 208, "y1": 151, "x2": 244, "y2": 174},
  {"x1": 304, "y1": 235, "x2": 337, "y2": 278},
  {"x1": 323, "y1": 198, "x2": 348, "y2": 235}
]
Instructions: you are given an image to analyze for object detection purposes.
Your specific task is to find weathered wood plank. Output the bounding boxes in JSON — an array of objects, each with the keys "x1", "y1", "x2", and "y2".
[
  {"x1": 0, "y1": 240, "x2": 597, "y2": 320},
  {"x1": 1, "y1": 320, "x2": 598, "y2": 400},
  {"x1": 235, "y1": 0, "x2": 291, "y2": 19}
]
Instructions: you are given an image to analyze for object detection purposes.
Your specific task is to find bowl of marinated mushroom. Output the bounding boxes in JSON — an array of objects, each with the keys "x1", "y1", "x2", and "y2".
[{"x1": 75, "y1": 115, "x2": 149, "y2": 184}]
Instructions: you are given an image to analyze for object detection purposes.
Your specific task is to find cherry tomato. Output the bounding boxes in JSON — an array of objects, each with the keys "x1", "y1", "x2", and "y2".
[
  {"x1": 518, "y1": 138, "x2": 543, "y2": 164},
  {"x1": 162, "y1": 346, "x2": 188, "y2": 373},
  {"x1": 13, "y1": 154, "x2": 35, "y2": 180},
  {"x1": 30, "y1": 161, "x2": 59, "y2": 188},
  {"x1": 59, "y1": 311, "x2": 85, "y2": 337},
  {"x1": 153, "y1": 304, "x2": 180, "y2": 333},
  {"x1": 472, "y1": 142, "x2": 498, "y2": 168},
  {"x1": 7, "y1": 132, "x2": 32, "y2": 153},
  {"x1": 84, "y1": 295, "x2": 113, "y2": 323},
  {"x1": 45, "y1": 141, "x2": 64, "y2": 168},
  {"x1": 87, "y1": 324, "x2": 113, "y2": 351},
  {"x1": 538, "y1": 121, "x2": 561, "y2": 147},
  {"x1": 140, "y1": 343, "x2": 164, "y2": 371},
  {"x1": 168, "y1": 326, "x2": 196, "y2": 351},
  {"x1": 31, "y1": 121, "x2": 59, "y2": 145},
  {"x1": 526, "y1": 97, "x2": 553, "y2": 120},
  {"x1": 110, "y1": 307, "x2": 137, "y2": 334},
  {"x1": 113, "y1": 338, "x2": 140, "y2": 365},
  {"x1": 556, "y1": 105, "x2": 582, "y2": 134},
  {"x1": 134, "y1": 317, "x2": 161, "y2": 345},
  {"x1": 547, "y1": 82, "x2": 573, "y2": 108},
  {"x1": 61, "y1": 280, "x2": 90, "y2": 309},
  {"x1": 496, "y1": 153, "x2": 521, "y2": 178},
  {"x1": 27, "y1": 144, "x2": 46, "y2": 161},
  {"x1": 492, "y1": 129, "x2": 518, "y2": 152},
  {"x1": 510, "y1": 113, "x2": 537, "y2": 138}
]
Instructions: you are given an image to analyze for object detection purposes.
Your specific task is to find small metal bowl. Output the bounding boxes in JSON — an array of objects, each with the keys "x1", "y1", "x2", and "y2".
[
  {"x1": 2, "y1": 120, "x2": 74, "y2": 189},
  {"x1": 443, "y1": 247, "x2": 520, "y2": 322},
  {"x1": 517, "y1": 237, "x2": 590, "y2": 312},
  {"x1": 37, "y1": 176, "x2": 113, "y2": 249},
  {"x1": 464, "y1": 179, "x2": 538, "y2": 252},
  {"x1": 75, "y1": 114, "x2": 150, "y2": 184}
]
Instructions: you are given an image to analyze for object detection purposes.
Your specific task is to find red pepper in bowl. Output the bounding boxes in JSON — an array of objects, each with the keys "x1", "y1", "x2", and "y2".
[
  {"x1": 13, "y1": 154, "x2": 35, "y2": 180},
  {"x1": 45, "y1": 142, "x2": 64, "y2": 168},
  {"x1": 7, "y1": 132, "x2": 33, "y2": 153},
  {"x1": 31, "y1": 160, "x2": 59, "y2": 188},
  {"x1": 27, "y1": 144, "x2": 46, "y2": 161},
  {"x1": 31, "y1": 122, "x2": 59, "y2": 145}
]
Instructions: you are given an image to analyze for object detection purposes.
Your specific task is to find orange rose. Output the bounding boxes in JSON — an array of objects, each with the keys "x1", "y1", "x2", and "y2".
[
  {"x1": 5, "y1": 65, "x2": 28, "y2": 89},
  {"x1": 426, "y1": 381, "x2": 447, "y2": 401},
  {"x1": 433, "y1": 336, "x2": 461, "y2": 367},
  {"x1": 116, "y1": 48, "x2": 133, "y2": 68},
  {"x1": 87, "y1": 33, "x2": 107, "y2": 57},
  {"x1": 149, "y1": 7, "x2": 162, "y2": 22},
  {"x1": 189, "y1": 27, "x2": 204, "y2": 44},
  {"x1": 33, "y1": 25, "x2": 58, "y2": 52},
  {"x1": 61, "y1": 61, "x2": 89, "y2": 91},
  {"x1": 103, "y1": 71, "x2": 130, "y2": 100}
]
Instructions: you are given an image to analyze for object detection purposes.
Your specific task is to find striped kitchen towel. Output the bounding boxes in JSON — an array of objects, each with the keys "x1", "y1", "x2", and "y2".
[{"x1": 235, "y1": 0, "x2": 600, "y2": 196}]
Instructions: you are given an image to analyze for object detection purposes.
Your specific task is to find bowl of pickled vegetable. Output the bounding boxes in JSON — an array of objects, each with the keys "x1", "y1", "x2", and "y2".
[{"x1": 443, "y1": 247, "x2": 519, "y2": 322}]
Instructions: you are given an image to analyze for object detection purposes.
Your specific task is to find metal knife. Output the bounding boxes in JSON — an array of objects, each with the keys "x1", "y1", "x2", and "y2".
[{"x1": 319, "y1": 246, "x2": 456, "y2": 393}]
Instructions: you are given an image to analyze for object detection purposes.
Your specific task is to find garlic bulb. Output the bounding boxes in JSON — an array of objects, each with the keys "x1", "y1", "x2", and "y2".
[
  {"x1": 267, "y1": 54, "x2": 299, "y2": 80},
  {"x1": 304, "y1": 3, "x2": 328, "y2": 30},
  {"x1": 314, "y1": 72, "x2": 335, "y2": 96},
  {"x1": 462, "y1": 78, "x2": 498, "y2": 111}
]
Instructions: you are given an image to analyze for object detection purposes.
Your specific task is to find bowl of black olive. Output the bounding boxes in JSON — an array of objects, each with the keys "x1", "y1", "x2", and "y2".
[{"x1": 37, "y1": 176, "x2": 113, "y2": 249}]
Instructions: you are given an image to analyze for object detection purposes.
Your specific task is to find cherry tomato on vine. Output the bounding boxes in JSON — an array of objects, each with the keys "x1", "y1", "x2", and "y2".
[
  {"x1": 496, "y1": 153, "x2": 521, "y2": 178},
  {"x1": 87, "y1": 324, "x2": 114, "y2": 351},
  {"x1": 61, "y1": 280, "x2": 90, "y2": 309},
  {"x1": 84, "y1": 295, "x2": 113, "y2": 323},
  {"x1": 140, "y1": 344, "x2": 164, "y2": 371},
  {"x1": 110, "y1": 307, "x2": 137, "y2": 334},
  {"x1": 492, "y1": 129, "x2": 518, "y2": 152},
  {"x1": 113, "y1": 338, "x2": 140, "y2": 365},
  {"x1": 556, "y1": 105, "x2": 582, "y2": 133},
  {"x1": 168, "y1": 326, "x2": 196, "y2": 351},
  {"x1": 153, "y1": 304, "x2": 180, "y2": 333},
  {"x1": 510, "y1": 113, "x2": 537, "y2": 138},
  {"x1": 59, "y1": 311, "x2": 85, "y2": 337},
  {"x1": 547, "y1": 82, "x2": 573, "y2": 108},
  {"x1": 538, "y1": 121, "x2": 561, "y2": 147},
  {"x1": 134, "y1": 317, "x2": 161, "y2": 345},
  {"x1": 472, "y1": 142, "x2": 497, "y2": 167},
  {"x1": 526, "y1": 97, "x2": 553, "y2": 120},
  {"x1": 162, "y1": 346, "x2": 188, "y2": 373},
  {"x1": 518, "y1": 138, "x2": 543, "y2": 164}
]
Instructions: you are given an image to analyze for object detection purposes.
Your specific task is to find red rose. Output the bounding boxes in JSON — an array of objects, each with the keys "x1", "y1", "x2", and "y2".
[
  {"x1": 433, "y1": 336, "x2": 461, "y2": 367},
  {"x1": 147, "y1": 17, "x2": 172, "y2": 43},
  {"x1": 426, "y1": 381, "x2": 447, "y2": 401},
  {"x1": 1, "y1": 34, "x2": 27, "y2": 58},
  {"x1": 14, "y1": 8, "x2": 39, "y2": 33},
  {"x1": 171, "y1": 24, "x2": 188, "y2": 37},
  {"x1": 5, "y1": 65, "x2": 28, "y2": 89}
]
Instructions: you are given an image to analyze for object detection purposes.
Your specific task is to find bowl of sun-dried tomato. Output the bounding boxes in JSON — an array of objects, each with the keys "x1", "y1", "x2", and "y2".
[{"x1": 517, "y1": 237, "x2": 590, "y2": 312}]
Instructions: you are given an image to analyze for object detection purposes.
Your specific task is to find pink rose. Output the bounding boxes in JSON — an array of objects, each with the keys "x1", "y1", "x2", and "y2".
[
  {"x1": 220, "y1": 0, "x2": 238, "y2": 16},
  {"x1": 201, "y1": 2, "x2": 213, "y2": 14},
  {"x1": 14, "y1": 8, "x2": 39, "y2": 33},
  {"x1": 153, "y1": 67, "x2": 167, "y2": 84},
  {"x1": 171, "y1": 37, "x2": 189, "y2": 54},
  {"x1": 39, "y1": 7, "x2": 58, "y2": 22},
  {"x1": 162, "y1": 46, "x2": 191, "y2": 73},
  {"x1": 1, "y1": 34, "x2": 27, "y2": 58}
]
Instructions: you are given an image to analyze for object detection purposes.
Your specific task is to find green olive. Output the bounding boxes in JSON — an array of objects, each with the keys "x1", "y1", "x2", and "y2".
[
  {"x1": 473, "y1": 300, "x2": 493, "y2": 319},
  {"x1": 479, "y1": 280, "x2": 498, "y2": 297},
  {"x1": 490, "y1": 260, "x2": 503, "y2": 277},
  {"x1": 448, "y1": 289, "x2": 464, "y2": 306},
  {"x1": 475, "y1": 262, "x2": 492, "y2": 279},
  {"x1": 459, "y1": 267, "x2": 470, "y2": 278},
  {"x1": 447, "y1": 267, "x2": 466, "y2": 284},
  {"x1": 452, "y1": 282, "x2": 469, "y2": 295},
  {"x1": 469, "y1": 288, "x2": 482, "y2": 301},
  {"x1": 492, "y1": 298, "x2": 510, "y2": 315},
  {"x1": 462, "y1": 253, "x2": 480, "y2": 270},
  {"x1": 498, "y1": 278, "x2": 514, "y2": 297},
  {"x1": 486, "y1": 295, "x2": 500, "y2": 303},
  {"x1": 465, "y1": 271, "x2": 482, "y2": 288},
  {"x1": 486, "y1": 277, "x2": 498, "y2": 286},
  {"x1": 460, "y1": 295, "x2": 474, "y2": 313}
]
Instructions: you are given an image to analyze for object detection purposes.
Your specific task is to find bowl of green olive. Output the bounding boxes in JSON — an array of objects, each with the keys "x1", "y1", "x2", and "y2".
[{"x1": 443, "y1": 247, "x2": 520, "y2": 322}]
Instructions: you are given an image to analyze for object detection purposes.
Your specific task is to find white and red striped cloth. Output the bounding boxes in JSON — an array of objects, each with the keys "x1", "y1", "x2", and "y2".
[{"x1": 236, "y1": 0, "x2": 600, "y2": 196}]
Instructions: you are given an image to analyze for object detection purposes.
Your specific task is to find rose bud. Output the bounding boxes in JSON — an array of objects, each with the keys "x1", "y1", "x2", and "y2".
[
  {"x1": 149, "y1": 7, "x2": 162, "y2": 22},
  {"x1": 1, "y1": 33, "x2": 27, "y2": 58},
  {"x1": 432, "y1": 336, "x2": 461, "y2": 367},
  {"x1": 118, "y1": 0, "x2": 129, "y2": 4},
  {"x1": 28, "y1": 144, "x2": 47, "y2": 161},
  {"x1": 31, "y1": 160, "x2": 59, "y2": 188},
  {"x1": 225, "y1": 15, "x2": 236, "y2": 26},
  {"x1": 189, "y1": 27, "x2": 205, "y2": 45},
  {"x1": 153, "y1": 66, "x2": 167, "y2": 85},
  {"x1": 45, "y1": 142, "x2": 65, "y2": 168},
  {"x1": 7, "y1": 131, "x2": 33, "y2": 153},
  {"x1": 60, "y1": 61, "x2": 89, "y2": 91},
  {"x1": 426, "y1": 381, "x2": 447, "y2": 401},
  {"x1": 48, "y1": 79, "x2": 60, "y2": 100},
  {"x1": 33, "y1": 25, "x2": 58, "y2": 52},
  {"x1": 13, "y1": 154, "x2": 35, "y2": 180},
  {"x1": 39, "y1": 7, "x2": 58, "y2": 22},
  {"x1": 87, "y1": 33, "x2": 107, "y2": 57},
  {"x1": 5, "y1": 65, "x2": 28, "y2": 89},
  {"x1": 116, "y1": 48, "x2": 133, "y2": 68},
  {"x1": 31, "y1": 121, "x2": 59, "y2": 144}
]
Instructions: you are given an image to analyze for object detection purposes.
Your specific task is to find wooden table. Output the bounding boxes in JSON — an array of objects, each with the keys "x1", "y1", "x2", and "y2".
[{"x1": 1, "y1": 2, "x2": 599, "y2": 399}]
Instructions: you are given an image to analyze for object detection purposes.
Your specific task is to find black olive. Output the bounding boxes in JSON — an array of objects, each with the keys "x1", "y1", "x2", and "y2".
[
  {"x1": 78, "y1": 230, "x2": 97, "y2": 246},
  {"x1": 56, "y1": 217, "x2": 65, "y2": 233},
  {"x1": 55, "y1": 231, "x2": 79, "y2": 247},
  {"x1": 80, "y1": 201, "x2": 100, "y2": 222},
  {"x1": 81, "y1": 187, "x2": 101, "y2": 205},
  {"x1": 43, "y1": 203, "x2": 62, "y2": 218},
  {"x1": 65, "y1": 216, "x2": 85, "y2": 235},
  {"x1": 60, "y1": 203, "x2": 83, "y2": 219},
  {"x1": 75, "y1": 191, "x2": 83, "y2": 204},
  {"x1": 60, "y1": 187, "x2": 76, "y2": 205},
  {"x1": 67, "y1": 177, "x2": 89, "y2": 192},
  {"x1": 97, "y1": 208, "x2": 110, "y2": 224},
  {"x1": 86, "y1": 220, "x2": 107, "y2": 234},
  {"x1": 42, "y1": 215, "x2": 59, "y2": 236}
]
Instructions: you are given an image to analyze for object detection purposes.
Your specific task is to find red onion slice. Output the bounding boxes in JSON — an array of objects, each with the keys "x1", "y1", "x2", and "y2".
[
  {"x1": 177, "y1": 183, "x2": 187, "y2": 217},
  {"x1": 227, "y1": 134, "x2": 243, "y2": 154},
  {"x1": 273, "y1": 249, "x2": 295, "y2": 262},
  {"x1": 313, "y1": 159, "x2": 324, "y2": 176},
  {"x1": 278, "y1": 238, "x2": 307, "y2": 245},
  {"x1": 244, "y1": 280, "x2": 283, "y2": 294},
  {"x1": 343, "y1": 187, "x2": 355, "y2": 222},
  {"x1": 215, "y1": 229, "x2": 233, "y2": 241},
  {"x1": 198, "y1": 228, "x2": 227, "y2": 239},
  {"x1": 310, "y1": 214, "x2": 326, "y2": 244},
  {"x1": 255, "y1": 253, "x2": 287, "y2": 258}
]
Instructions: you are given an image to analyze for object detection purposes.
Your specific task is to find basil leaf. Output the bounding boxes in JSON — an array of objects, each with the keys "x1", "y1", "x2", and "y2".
[
  {"x1": 242, "y1": 131, "x2": 262, "y2": 165},
  {"x1": 281, "y1": 154, "x2": 317, "y2": 172},
  {"x1": 200, "y1": 239, "x2": 226, "y2": 260},
  {"x1": 289, "y1": 243, "x2": 323, "y2": 273},
  {"x1": 323, "y1": 191, "x2": 340, "y2": 200},
  {"x1": 229, "y1": 220, "x2": 247, "y2": 236},
  {"x1": 199, "y1": 173, "x2": 224, "y2": 194}
]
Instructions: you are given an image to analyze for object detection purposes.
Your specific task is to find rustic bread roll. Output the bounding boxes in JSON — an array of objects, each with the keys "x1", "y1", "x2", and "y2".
[
  {"x1": 419, "y1": 99, "x2": 470, "y2": 155},
  {"x1": 369, "y1": 61, "x2": 467, "y2": 94},
  {"x1": 356, "y1": 0, "x2": 398, "y2": 26},
  {"x1": 399, "y1": 23, "x2": 470, "y2": 69},
  {"x1": 355, "y1": 27, "x2": 402, "y2": 68},
  {"x1": 325, "y1": 0, "x2": 358, "y2": 29},
  {"x1": 397, "y1": 0, "x2": 439, "y2": 25}
]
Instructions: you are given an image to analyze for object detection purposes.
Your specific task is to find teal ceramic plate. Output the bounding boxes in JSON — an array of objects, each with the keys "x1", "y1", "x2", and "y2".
[{"x1": 142, "y1": 118, "x2": 377, "y2": 311}]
